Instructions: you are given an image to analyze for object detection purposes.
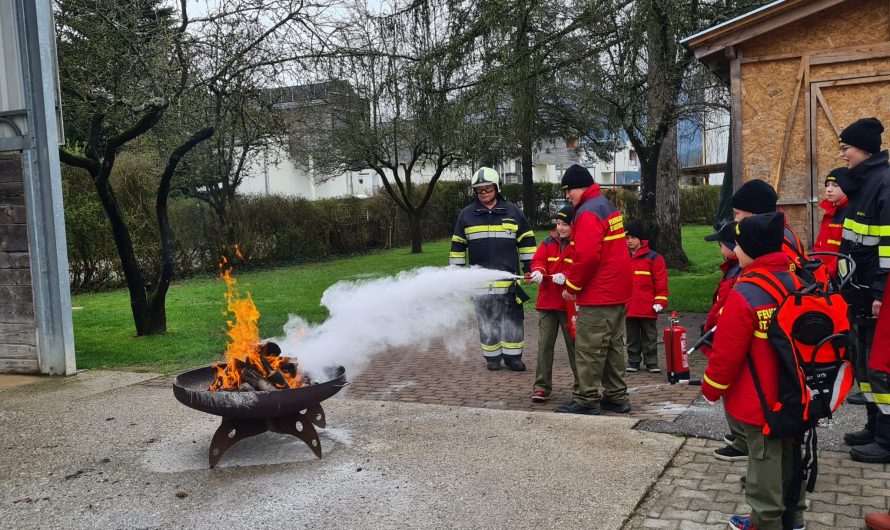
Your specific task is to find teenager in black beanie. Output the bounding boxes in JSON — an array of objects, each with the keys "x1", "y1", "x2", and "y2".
[
  {"x1": 837, "y1": 116, "x2": 890, "y2": 464},
  {"x1": 731, "y1": 178, "x2": 777, "y2": 217},
  {"x1": 734, "y1": 212, "x2": 785, "y2": 265},
  {"x1": 624, "y1": 220, "x2": 644, "y2": 240}
]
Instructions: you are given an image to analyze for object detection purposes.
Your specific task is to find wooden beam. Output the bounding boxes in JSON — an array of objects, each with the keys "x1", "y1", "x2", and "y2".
[
  {"x1": 813, "y1": 73, "x2": 890, "y2": 89},
  {"x1": 730, "y1": 51, "x2": 744, "y2": 191},
  {"x1": 741, "y1": 41, "x2": 890, "y2": 65},
  {"x1": 814, "y1": 87, "x2": 841, "y2": 137},
  {"x1": 773, "y1": 56, "x2": 809, "y2": 193},
  {"x1": 691, "y1": 0, "x2": 846, "y2": 60},
  {"x1": 812, "y1": 70, "x2": 890, "y2": 83}
]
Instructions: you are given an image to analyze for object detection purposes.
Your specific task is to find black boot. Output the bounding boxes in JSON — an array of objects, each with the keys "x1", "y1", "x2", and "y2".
[
  {"x1": 503, "y1": 356, "x2": 526, "y2": 371},
  {"x1": 847, "y1": 391, "x2": 868, "y2": 405},
  {"x1": 486, "y1": 359, "x2": 501, "y2": 371},
  {"x1": 850, "y1": 442, "x2": 890, "y2": 463},
  {"x1": 844, "y1": 428, "x2": 874, "y2": 446}
]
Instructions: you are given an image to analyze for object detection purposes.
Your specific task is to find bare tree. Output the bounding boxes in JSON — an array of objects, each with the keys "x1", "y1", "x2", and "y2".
[{"x1": 56, "y1": 0, "x2": 331, "y2": 335}]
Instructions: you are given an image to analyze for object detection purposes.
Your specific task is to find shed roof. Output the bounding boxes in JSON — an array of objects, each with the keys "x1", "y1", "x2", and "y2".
[{"x1": 681, "y1": 0, "x2": 845, "y2": 75}]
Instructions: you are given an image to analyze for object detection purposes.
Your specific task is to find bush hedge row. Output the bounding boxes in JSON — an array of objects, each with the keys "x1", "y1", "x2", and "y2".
[{"x1": 63, "y1": 163, "x2": 720, "y2": 291}]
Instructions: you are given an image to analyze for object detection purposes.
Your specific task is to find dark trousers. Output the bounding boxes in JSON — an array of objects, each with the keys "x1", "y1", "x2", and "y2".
[
  {"x1": 473, "y1": 293, "x2": 525, "y2": 360},
  {"x1": 625, "y1": 317, "x2": 658, "y2": 365},
  {"x1": 533, "y1": 310, "x2": 577, "y2": 395},
  {"x1": 852, "y1": 308, "x2": 890, "y2": 446}
]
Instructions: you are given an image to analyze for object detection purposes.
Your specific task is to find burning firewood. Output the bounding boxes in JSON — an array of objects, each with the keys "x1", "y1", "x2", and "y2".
[
  {"x1": 241, "y1": 366, "x2": 277, "y2": 392},
  {"x1": 266, "y1": 370, "x2": 288, "y2": 389}
]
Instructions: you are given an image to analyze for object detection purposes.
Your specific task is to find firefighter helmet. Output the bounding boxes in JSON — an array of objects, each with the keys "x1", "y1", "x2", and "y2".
[{"x1": 471, "y1": 167, "x2": 500, "y2": 192}]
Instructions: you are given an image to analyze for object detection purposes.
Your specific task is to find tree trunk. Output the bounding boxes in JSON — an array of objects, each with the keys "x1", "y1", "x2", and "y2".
[
  {"x1": 638, "y1": 151, "x2": 658, "y2": 231},
  {"x1": 408, "y1": 209, "x2": 423, "y2": 253},
  {"x1": 655, "y1": 123, "x2": 688, "y2": 269}
]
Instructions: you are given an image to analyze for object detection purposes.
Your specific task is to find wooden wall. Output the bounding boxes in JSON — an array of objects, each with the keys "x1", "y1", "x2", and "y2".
[
  {"x1": 736, "y1": 0, "x2": 890, "y2": 245},
  {"x1": 0, "y1": 155, "x2": 39, "y2": 373}
]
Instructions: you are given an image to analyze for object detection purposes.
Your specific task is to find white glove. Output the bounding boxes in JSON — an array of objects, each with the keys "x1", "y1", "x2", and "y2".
[
  {"x1": 529, "y1": 271, "x2": 543, "y2": 284},
  {"x1": 703, "y1": 396, "x2": 719, "y2": 406},
  {"x1": 551, "y1": 273, "x2": 566, "y2": 285},
  {"x1": 653, "y1": 304, "x2": 664, "y2": 313}
]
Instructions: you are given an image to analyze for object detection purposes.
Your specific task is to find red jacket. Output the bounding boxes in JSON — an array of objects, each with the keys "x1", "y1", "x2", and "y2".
[
  {"x1": 626, "y1": 241, "x2": 669, "y2": 318},
  {"x1": 704, "y1": 258, "x2": 742, "y2": 332},
  {"x1": 701, "y1": 252, "x2": 796, "y2": 427},
  {"x1": 564, "y1": 185, "x2": 633, "y2": 306},
  {"x1": 530, "y1": 234, "x2": 574, "y2": 311},
  {"x1": 812, "y1": 197, "x2": 848, "y2": 277}
]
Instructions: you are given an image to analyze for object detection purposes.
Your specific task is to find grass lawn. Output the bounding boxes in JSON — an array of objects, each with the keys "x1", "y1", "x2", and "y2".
[{"x1": 72, "y1": 225, "x2": 722, "y2": 373}]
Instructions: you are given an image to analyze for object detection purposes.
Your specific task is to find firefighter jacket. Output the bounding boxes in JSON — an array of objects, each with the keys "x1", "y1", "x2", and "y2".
[
  {"x1": 626, "y1": 240, "x2": 669, "y2": 319},
  {"x1": 530, "y1": 234, "x2": 574, "y2": 311},
  {"x1": 450, "y1": 196, "x2": 536, "y2": 280},
  {"x1": 840, "y1": 150, "x2": 890, "y2": 301},
  {"x1": 812, "y1": 197, "x2": 848, "y2": 277},
  {"x1": 704, "y1": 257, "x2": 742, "y2": 332},
  {"x1": 563, "y1": 184, "x2": 633, "y2": 306},
  {"x1": 701, "y1": 252, "x2": 796, "y2": 427}
]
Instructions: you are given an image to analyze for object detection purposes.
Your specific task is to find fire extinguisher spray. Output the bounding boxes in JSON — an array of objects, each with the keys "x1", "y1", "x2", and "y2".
[{"x1": 664, "y1": 311, "x2": 690, "y2": 384}]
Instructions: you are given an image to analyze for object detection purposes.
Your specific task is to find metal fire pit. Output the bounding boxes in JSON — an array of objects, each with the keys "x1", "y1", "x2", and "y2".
[{"x1": 173, "y1": 365, "x2": 348, "y2": 467}]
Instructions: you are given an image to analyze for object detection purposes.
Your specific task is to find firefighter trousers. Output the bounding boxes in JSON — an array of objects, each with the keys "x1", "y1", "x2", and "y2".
[
  {"x1": 852, "y1": 313, "x2": 890, "y2": 445},
  {"x1": 473, "y1": 293, "x2": 524, "y2": 360},
  {"x1": 625, "y1": 317, "x2": 657, "y2": 365},
  {"x1": 533, "y1": 310, "x2": 577, "y2": 395},
  {"x1": 573, "y1": 304, "x2": 628, "y2": 408},
  {"x1": 741, "y1": 422, "x2": 807, "y2": 530}
]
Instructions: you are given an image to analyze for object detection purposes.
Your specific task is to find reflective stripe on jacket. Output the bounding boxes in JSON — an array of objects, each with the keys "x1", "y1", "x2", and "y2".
[
  {"x1": 563, "y1": 184, "x2": 633, "y2": 306},
  {"x1": 701, "y1": 252, "x2": 796, "y2": 427},
  {"x1": 839, "y1": 150, "x2": 890, "y2": 300},
  {"x1": 530, "y1": 234, "x2": 573, "y2": 311},
  {"x1": 626, "y1": 240, "x2": 669, "y2": 318},
  {"x1": 813, "y1": 197, "x2": 848, "y2": 277},
  {"x1": 450, "y1": 197, "x2": 536, "y2": 274}
]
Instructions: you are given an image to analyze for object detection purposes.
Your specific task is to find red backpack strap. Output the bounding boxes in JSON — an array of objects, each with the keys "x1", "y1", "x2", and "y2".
[{"x1": 737, "y1": 270, "x2": 794, "y2": 305}]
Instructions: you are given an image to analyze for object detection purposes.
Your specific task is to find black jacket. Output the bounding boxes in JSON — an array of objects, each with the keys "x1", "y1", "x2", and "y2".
[
  {"x1": 839, "y1": 150, "x2": 890, "y2": 301},
  {"x1": 450, "y1": 196, "x2": 536, "y2": 275}
]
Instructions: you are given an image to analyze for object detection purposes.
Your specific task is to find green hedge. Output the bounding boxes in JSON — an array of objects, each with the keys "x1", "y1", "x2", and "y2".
[{"x1": 64, "y1": 160, "x2": 720, "y2": 291}]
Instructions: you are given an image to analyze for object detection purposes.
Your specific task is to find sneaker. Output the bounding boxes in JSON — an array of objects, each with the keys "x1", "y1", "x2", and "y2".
[
  {"x1": 600, "y1": 398, "x2": 631, "y2": 413},
  {"x1": 723, "y1": 433, "x2": 736, "y2": 445},
  {"x1": 728, "y1": 515, "x2": 757, "y2": 530},
  {"x1": 646, "y1": 364, "x2": 661, "y2": 373},
  {"x1": 844, "y1": 428, "x2": 874, "y2": 446},
  {"x1": 847, "y1": 391, "x2": 867, "y2": 405},
  {"x1": 486, "y1": 360, "x2": 501, "y2": 371},
  {"x1": 627, "y1": 362, "x2": 640, "y2": 372},
  {"x1": 850, "y1": 442, "x2": 890, "y2": 463},
  {"x1": 714, "y1": 445, "x2": 748, "y2": 461},
  {"x1": 531, "y1": 390, "x2": 549, "y2": 403},
  {"x1": 503, "y1": 357, "x2": 526, "y2": 372},
  {"x1": 554, "y1": 401, "x2": 601, "y2": 415}
]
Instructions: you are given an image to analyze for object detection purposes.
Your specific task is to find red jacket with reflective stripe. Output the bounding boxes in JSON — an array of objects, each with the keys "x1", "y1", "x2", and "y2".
[
  {"x1": 530, "y1": 234, "x2": 574, "y2": 311},
  {"x1": 812, "y1": 198, "x2": 848, "y2": 277},
  {"x1": 701, "y1": 252, "x2": 796, "y2": 427},
  {"x1": 563, "y1": 185, "x2": 633, "y2": 306},
  {"x1": 626, "y1": 241, "x2": 669, "y2": 318}
]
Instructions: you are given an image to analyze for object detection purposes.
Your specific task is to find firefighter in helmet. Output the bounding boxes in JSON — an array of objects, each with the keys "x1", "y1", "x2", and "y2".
[{"x1": 450, "y1": 167, "x2": 536, "y2": 371}]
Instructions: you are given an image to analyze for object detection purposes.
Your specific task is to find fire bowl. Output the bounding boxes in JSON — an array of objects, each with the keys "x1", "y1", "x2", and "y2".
[{"x1": 173, "y1": 365, "x2": 348, "y2": 467}]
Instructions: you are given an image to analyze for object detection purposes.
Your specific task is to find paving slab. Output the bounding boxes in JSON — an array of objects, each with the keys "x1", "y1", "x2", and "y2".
[{"x1": 0, "y1": 370, "x2": 683, "y2": 530}]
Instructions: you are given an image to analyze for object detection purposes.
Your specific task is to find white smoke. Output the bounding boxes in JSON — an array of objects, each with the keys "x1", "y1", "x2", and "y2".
[{"x1": 273, "y1": 266, "x2": 519, "y2": 380}]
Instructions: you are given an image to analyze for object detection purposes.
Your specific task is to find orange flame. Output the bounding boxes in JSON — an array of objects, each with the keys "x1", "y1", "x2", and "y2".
[{"x1": 210, "y1": 245, "x2": 305, "y2": 391}]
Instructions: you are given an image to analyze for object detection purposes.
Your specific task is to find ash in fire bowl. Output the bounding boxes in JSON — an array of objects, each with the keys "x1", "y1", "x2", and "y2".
[{"x1": 173, "y1": 341, "x2": 348, "y2": 467}]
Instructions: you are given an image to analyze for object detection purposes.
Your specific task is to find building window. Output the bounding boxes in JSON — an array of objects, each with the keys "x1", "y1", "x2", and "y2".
[{"x1": 629, "y1": 150, "x2": 637, "y2": 163}]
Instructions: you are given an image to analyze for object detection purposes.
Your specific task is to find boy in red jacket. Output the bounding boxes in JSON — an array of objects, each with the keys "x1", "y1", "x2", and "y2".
[
  {"x1": 527, "y1": 205, "x2": 578, "y2": 402},
  {"x1": 703, "y1": 222, "x2": 742, "y2": 339},
  {"x1": 624, "y1": 220, "x2": 669, "y2": 373},
  {"x1": 701, "y1": 212, "x2": 807, "y2": 530},
  {"x1": 812, "y1": 167, "x2": 850, "y2": 278}
]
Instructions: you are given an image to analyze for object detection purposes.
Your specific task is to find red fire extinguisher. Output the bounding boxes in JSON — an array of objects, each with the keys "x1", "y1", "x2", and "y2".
[
  {"x1": 565, "y1": 300, "x2": 578, "y2": 339},
  {"x1": 664, "y1": 311, "x2": 690, "y2": 384}
]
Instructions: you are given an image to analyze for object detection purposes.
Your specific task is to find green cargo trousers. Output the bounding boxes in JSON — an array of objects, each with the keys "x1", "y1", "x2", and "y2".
[
  {"x1": 533, "y1": 310, "x2": 577, "y2": 395},
  {"x1": 625, "y1": 316, "x2": 658, "y2": 365},
  {"x1": 741, "y1": 422, "x2": 807, "y2": 530},
  {"x1": 725, "y1": 410, "x2": 749, "y2": 454},
  {"x1": 573, "y1": 304, "x2": 629, "y2": 408}
]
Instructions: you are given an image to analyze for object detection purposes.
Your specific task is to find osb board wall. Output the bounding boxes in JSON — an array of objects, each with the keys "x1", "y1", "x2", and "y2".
[
  {"x1": 739, "y1": 58, "x2": 811, "y2": 240},
  {"x1": 0, "y1": 155, "x2": 38, "y2": 374},
  {"x1": 811, "y1": 58, "x2": 890, "y2": 82},
  {"x1": 742, "y1": 0, "x2": 890, "y2": 58}
]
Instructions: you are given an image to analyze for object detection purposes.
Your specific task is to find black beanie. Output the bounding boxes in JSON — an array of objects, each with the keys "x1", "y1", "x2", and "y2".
[
  {"x1": 561, "y1": 164, "x2": 594, "y2": 190},
  {"x1": 555, "y1": 204, "x2": 574, "y2": 224},
  {"x1": 840, "y1": 117, "x2": 884, "y2": 154},
  {"x1": 735, "y1": 212, "x2": 785, "y2": 259},
  {"x1": 625, "y1": 220, "x2": 644, "y2": 239},
  {"x1": 824, "y1": 167, "x2": 850, "y2": 187},
  {"x1": 704, "y1": 222, "x2": 737, "y2": 250},
  {"x1": 732, "y1": 179, "x2": 777, "y2": 214}
]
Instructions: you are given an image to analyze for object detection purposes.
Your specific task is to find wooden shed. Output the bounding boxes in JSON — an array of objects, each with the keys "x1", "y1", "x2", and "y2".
[{"x1": 683, "y1": 0, "x2": 890, "y2": 245}]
